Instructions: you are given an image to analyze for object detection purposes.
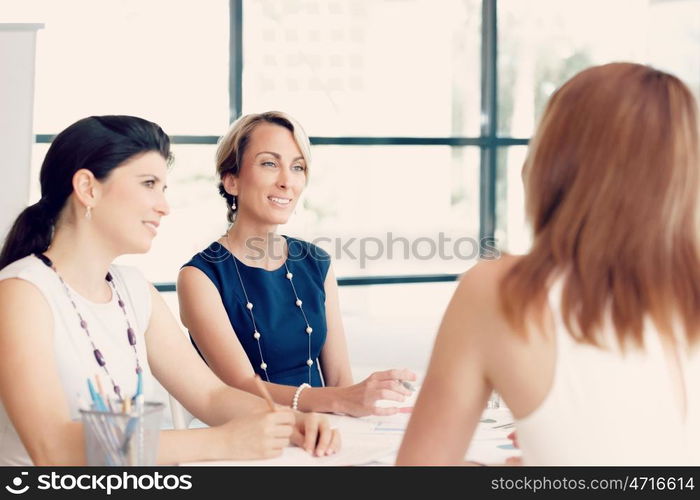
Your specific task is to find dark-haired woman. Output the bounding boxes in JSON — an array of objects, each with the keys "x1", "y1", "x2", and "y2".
[{"x1": 0, "y1": 115, "x2": 339, "y2": 465}]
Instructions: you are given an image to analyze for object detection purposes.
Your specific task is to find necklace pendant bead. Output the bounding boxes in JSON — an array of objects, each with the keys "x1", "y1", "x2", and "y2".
[
  {"x1": 127, "y1": 327, "x2": 136, "y2": 345},
  {"x1": 94, "y1": 349, "x2": 106, "y2": 367},
  {"x1": 39, "y1": 254, "x2": 141, "y2": 401},
  {"x1": 230, "y1": 253, "x2": 314, "y2": 386}
]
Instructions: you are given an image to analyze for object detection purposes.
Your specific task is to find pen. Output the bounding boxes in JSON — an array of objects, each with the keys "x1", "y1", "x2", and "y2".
[
  {"x1": 87, "y1": 379, "x2": 108, "y2": 411},
  {"x1": 93, "y1": 374, "x2": 117, "y2": 411},
  {"x1": 399, "y1": 380, "x2": 415, "y2": 391},
  {"x1": 86, "y1": 380, "x2": 121, "y2": 464},
  {"x1": 121, "y1": 396, "x2": 142, "y2": 461},
  {"x1": 131, "y1": 371, "x2": 143, "y2": 402},
  {"x1": 122, "y1": 374, "x2": 145, "y2": 462},
  {"x1": 122, "y1": 396, "x2": 132, "y2": 415},
  {"x1": 492, "y1": 421, "x2": 514, "y2": 429},
  {"x1": 253, "y1": 375, "x2": 276, "y2": 412},
  {"x1": 94, "y1": 374, "x2": 105, "y2": 396}
]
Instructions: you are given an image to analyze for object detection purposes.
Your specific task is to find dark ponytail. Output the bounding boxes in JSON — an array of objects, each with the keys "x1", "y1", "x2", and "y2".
[
  {"x1": 0, "y1": 202, "x2": 55, "y2": 269},
  {"x1": 0, "y1": 115, "x2": 171, "y2": 270}
]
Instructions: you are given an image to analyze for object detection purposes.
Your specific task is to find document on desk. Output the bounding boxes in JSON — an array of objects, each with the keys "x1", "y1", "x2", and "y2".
[
  {"x1": 465, "y1": 407, "x2": 521, "y2": 465},
  {"x1": 178, "y1": 414, "x2": 402, "y2": 466},
  {"x1": 180, "y1": 441, "x2": 395, "y2": 467},
  {"x1": 180, "y1": 407, "x2": 519, "y2": 466},
  {"x1": 360, "y1": 413, "x2": 411, "y2": 433}
]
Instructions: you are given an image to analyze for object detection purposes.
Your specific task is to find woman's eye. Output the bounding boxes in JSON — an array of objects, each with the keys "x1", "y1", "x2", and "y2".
[
  {"x1": 262, "y1": 161, "x2": 277, "y2": 167},
  {"x1": 143, "y1": 180, "x2": 156, "y2": 188},
  {"x1": 293, "y1": 164, "x2": 306, "y2": 171}
]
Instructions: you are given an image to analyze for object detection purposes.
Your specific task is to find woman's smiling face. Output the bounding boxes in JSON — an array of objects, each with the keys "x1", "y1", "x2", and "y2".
[
  {"x1": 92, "y1": 151, "x2": 170, "y2": 254},
  {"x1": 225, "y1": 122, "x2": 307, "y2": 226}
]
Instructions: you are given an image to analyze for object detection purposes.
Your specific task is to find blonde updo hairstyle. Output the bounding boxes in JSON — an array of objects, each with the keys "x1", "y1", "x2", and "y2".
[{"x1": 216, "y1": 111, "x2": 312, "y2": 223}]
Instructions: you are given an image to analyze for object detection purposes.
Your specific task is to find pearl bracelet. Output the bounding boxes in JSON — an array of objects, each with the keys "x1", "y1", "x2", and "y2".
[{"x1": 292, "y1": 383, "x2": 311, "y2": 411}]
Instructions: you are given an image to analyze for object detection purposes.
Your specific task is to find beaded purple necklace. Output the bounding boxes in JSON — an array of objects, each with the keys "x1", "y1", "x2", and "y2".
[{"x1": 36, "y1": 253, "x2": 142, "y2": 400}]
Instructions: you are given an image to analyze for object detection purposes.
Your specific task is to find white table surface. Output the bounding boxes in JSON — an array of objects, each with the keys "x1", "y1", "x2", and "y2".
[{"x1": 181, "y1": 387, "x2": 520, "y2": 466}]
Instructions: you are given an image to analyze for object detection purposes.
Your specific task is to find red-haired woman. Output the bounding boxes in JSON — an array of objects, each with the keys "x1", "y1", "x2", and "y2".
[{"x1": 397, "y1": 63, "x2": 700, "y2": 465}]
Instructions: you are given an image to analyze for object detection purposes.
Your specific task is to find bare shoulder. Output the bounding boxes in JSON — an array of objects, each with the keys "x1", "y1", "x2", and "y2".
[
  {"x1": 177, "y1": 265, "x2": 222, "y2": 301},
  {"x1": 0, "y1": 278, "x2": 53, "y2": 339},
  {"x1": 454, "y1": 254, "x2": 523, "y2": 308},
  {"x1": 177, "y1": 266, "x2": 214, "y2": 293},
  {"x1": 443, "y1": 255, "x2": 531, "y2": 362},
  {"x1": 0, "y1": 277, "x2": 51, "y2": 312},
  {"x1": 177, "y1": 264, "x2": 206, "y2": 284},
  {"x1": 436, "y1": 255, "x2": 523, "y2": 345}
]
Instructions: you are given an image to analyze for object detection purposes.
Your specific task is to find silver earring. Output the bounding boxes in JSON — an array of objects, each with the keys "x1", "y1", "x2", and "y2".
[
  {"x1": 85, "y1": 206, "x2": 92, "y2": 220},
  {"x1": 231, "y1": 196, "x2": 237, "y2": 211}
]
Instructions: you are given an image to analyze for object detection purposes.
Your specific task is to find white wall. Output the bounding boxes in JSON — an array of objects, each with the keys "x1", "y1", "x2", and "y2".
[{"x1": 0, "y1": 24, "x2": 43, "y2": 241}]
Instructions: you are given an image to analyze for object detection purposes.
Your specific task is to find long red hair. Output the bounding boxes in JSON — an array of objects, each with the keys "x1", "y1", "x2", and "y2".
[{"x1": 501, "y1": 62, "x2": 700, "y2": 347}]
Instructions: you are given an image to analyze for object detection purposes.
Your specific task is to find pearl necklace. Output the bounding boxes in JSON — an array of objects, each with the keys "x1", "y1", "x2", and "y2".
[
  {"x1": 36, "y1": 253, "x2": 141, "y2": 400},
  {"x1": 229, "y1": 246, "x2": 316, "y2": 385}
]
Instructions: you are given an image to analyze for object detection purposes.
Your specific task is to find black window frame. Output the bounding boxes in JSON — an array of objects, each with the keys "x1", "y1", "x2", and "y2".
[{"x1": 36, "y1": 0, "x2": 527, "y2": 291}]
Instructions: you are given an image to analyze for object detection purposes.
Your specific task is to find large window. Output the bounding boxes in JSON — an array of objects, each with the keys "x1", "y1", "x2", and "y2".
[
  {"x1": 5, "y1": 0, "x2": 700, "y2": 281},
  {"x1": 241, "y1": 0, "x2": 483, "y2": 278},
  {"x1": 243, "y1": 0, "x2": 482, "y2": 137},
  {"x1": 497, "y1": 0, "x2": 700, "y2": 253},
  {"x1": 499, "y1": 0, "x2": 700, "y2": 138},
  {"x1": 6, "y1": 0, "x2": 699, "y2": 373}
]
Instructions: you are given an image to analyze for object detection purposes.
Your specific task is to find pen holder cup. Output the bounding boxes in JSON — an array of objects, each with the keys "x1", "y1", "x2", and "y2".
[{"x1": 80, "y1": 401, "x2": 164, "y2": 466}]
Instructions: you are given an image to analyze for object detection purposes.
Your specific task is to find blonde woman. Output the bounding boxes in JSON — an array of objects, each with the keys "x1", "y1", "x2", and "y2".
[{"x1": 178, "y1": 112, "x2": 416, "y2": 417}]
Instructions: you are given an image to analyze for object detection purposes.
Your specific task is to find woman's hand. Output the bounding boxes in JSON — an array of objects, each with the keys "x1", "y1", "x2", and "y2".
[
  {"x1": 291, "y1": 411, "x2": 342, "y2": 456},
  {"x1": 337, "y1": 369, "x2": 417, "y2": 417},
  {"x1": 218, "y1": 409, "x2": 295, "y2": 459}
]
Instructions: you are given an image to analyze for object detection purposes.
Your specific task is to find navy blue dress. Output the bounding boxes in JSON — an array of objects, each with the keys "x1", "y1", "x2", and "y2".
[{"x1": 182, "y1": 236, "x2": 330, "y2": 387}]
